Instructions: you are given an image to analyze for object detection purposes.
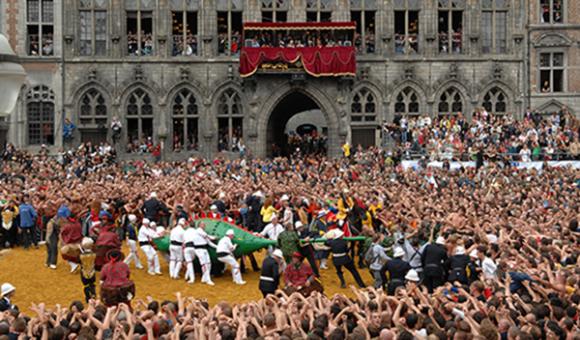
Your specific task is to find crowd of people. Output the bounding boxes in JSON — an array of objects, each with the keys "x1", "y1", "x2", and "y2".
[
  {"x1": 172, "y1": 35, "x2": 198, "y2": 56},
  {"x1": 127, "y1": 31, "x2": 154, "y2": 56},
  {"x1": 244, "y1": 31, "x2": 355, "y2": 49},
  {"x1": 385, "y1": 108, "x2": 580, "y2": 162},
  {"x1": 0, "y1": 108, "x2": 579, "y2": 338}
]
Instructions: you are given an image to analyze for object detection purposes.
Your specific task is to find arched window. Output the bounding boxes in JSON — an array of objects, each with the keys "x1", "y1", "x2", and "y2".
[
  {"x1": 438, "y1": 87, "x2": 463, "y2": 114},
  {"x1": 482, "y1": 87, "x2": 507, "y2": 114},
  {"x1": 27, "y1": 85, "x2": 55, "y2": 145},
  {"x1": 79, "y1": 88, "x2": 107, "y2": 126},
  {"x1": 172, "y1": 88, "x2": 199, "y2": 151},
  {"x1": 126, "y1": 88, "x2": 154, "y2": 150},
  {"x1": 217, "y1": 88, "x2": 243, "y2": 151},
  {"x1": 394, "y1": 87, "x2": 420, "y2": 116},
  {"x1": 351, "y1": 88, "x2": 376, "y2": 122}
]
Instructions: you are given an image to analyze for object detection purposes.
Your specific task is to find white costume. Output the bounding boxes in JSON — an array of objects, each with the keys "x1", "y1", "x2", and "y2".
[
  {"x1": 169, "y1": 223, "x2": 185, "y2": 279},
  {"x1": 187, "y1": 226, "x2": 217, "y2": 285},
  {"x1": 217, "y1": 234, "x2": 245, "y2": 284},
  {"x1": 138, "y1": 224, "x2": 162, "y2": 275}
]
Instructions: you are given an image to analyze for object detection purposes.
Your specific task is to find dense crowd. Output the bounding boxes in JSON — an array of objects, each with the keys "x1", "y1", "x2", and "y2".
[
  {"x1": 385, "y1": 108, "x2": 580, "y2": 161},
  {"x1": 244, "y1": 31, "x2": 354, "y2": 49},
  {"x1": 127, "y1": 31, "x2": 154, "y2": 56},
  {"x1": 0, "y1": 118, "x2": 579, "y2": 338}
]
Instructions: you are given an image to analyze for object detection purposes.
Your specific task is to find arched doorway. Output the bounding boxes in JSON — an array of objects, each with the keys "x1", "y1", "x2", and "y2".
[{"x1": 266, "y1": 91, "x2": 328, "y2": 157}]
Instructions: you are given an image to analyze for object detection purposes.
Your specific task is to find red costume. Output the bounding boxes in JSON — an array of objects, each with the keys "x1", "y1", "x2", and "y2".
[
  {"x1": 285, "y1": 262, "x2": 314, "y2": 287},
  {"x1": 59, "y1": 217, "x2": 83, "y2": 263},
  {"x1": 100, "y1": 251, "x2": 135, "y2": 307},
  {"x1": 95, "y1": 225, "x2": 121, "y2": 270}
]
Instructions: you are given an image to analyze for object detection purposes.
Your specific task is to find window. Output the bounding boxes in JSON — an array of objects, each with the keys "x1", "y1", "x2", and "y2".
[
  {"x1": 79, "y1": 0, "x2": 107, "y2": 56},
  {"x1": 261, "y1": 0, "x2": 288, "y2": 22},
  {"x1": 171, "y1": 0, "x2": 199, "y2": 56},
  {"x1": 394, "y1": 0, "x2": 420, "y2": 54},
  {"x1": 438, "y1": 0, "x2": 463, "y2": 54},
  {"x1": 482, "y1": 87, "x2": 507, "y2": 114},
  {"x1": 438, "y1": 87, "x2": 463, "y2": 114},
  {"x1": 26, "y1": 0, "x2": 54, "y2": 56},
  {"x1": 172, "y1": 89, "x2": 199, "y2": 151},
  {"x1": 540, "y1": 0, "x2": 563, "y2": 23},
  {"x1": 79, "y1": 88, "x2": 108, "y2": 126},
  {"x1": 394, "y1": 87, "x2": 420, "y2": 117},
  {"x1": 217, "y1": 0, "x2": 243, "y2": 55},
  {"x1": 539, "y1": 52, "x2": 564, "y2": 93},
  {"x1": 306, "y1": 0, "x2": 333, "y2": 22},
  {"x1": 126, "y1": 88, "x2": 154, "y2": 150},
  {"x1": 126, "y1": 0, "x2": 154, "y2": 56},
  {"x1": 482, "y1": 0, "x2": 507, "y2": 54},
  {"x1": 27, "y1": 85, "x2": 55, "y2": 145},
  {"x1": 217, "y1": 89, "x2": 243, "y2": 151},
  {"x1": 351, "y1": 88, "x2": 376, "y2": 122},
  {"x1": 350, "y1": 0, "x2": 376, "y2": 53}
]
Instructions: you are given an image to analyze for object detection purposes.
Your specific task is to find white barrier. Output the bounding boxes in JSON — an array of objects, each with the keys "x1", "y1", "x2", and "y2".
[{"x1": 401, "y1": 160, "x2": 580, "y2": 171}]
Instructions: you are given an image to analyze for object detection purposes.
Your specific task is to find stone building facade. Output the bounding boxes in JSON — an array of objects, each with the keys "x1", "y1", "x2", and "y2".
[{"x1": 0, "y1": 0, "x2": 577, "y2": 158}]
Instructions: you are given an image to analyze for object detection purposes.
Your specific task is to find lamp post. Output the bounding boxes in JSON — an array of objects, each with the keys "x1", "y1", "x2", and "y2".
[{"x1": 0, "y1": 34, "x2": 27, "y2": 116}]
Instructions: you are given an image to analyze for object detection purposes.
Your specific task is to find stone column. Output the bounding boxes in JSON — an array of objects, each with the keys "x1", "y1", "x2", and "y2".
[
  {"x1": 333, "y1": 0, "x2": 350, "y2": 22},
  {"x1": 202, "y1": 0, "x2": 216, "y2": 57},
  {"x1": 289, "y1": 0, "x2": 305, "y2": 22}
]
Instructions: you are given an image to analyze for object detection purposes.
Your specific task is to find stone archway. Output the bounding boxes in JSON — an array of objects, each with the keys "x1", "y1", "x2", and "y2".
[{"x1": 256, "y1": 86, "x2": 342, "y2": 158}]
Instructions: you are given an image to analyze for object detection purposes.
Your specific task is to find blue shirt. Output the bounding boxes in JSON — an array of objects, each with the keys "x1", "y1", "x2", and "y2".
[{"x1": 18, "y1": 203, "x2": 37, "y2": 228}]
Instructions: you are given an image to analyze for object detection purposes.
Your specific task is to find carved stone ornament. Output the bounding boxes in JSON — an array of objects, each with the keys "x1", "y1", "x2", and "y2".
[
  {"x1": 180, "y1": 67, "x2": 190, "y2": 80},
  {"x1": 134, "y1": 64, "x2": 144, "y2": 81}
]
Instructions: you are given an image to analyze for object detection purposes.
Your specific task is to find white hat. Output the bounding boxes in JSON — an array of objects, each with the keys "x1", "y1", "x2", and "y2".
[
  {"x1": 405, "y1": 269, "x2": 420, "y2": 282},
  {"x1": 226, "y1": 229, "x2": 235, "y2": 236},
  {"x1": 254, "y1": 191, "x2": 264, "y2": 198},
  {"x1": 81, "y1": 237, "x2": 94, "y2": 248},
  {"x1": 142, "y1": 218, "x2": 150, "y2": 225},
  {"x1": 280, "y1": 194, "x2": 289, "y2": 201},
  {"x1": 333, "y1": 229, "x2": 344, "y2": 239},
  {"x1": 1, "y1": 283, "x2": 15, "y2": 297},
  {"x1": 469, "y1": 249, "x2": 478, "y2": 258},
  {"x1": 436, "y1": 236, "x2": 446, "y2": 245},
  {"x1": 178, "y1": 218, "x2": 186, "y2": 226},
  {"x1": 455, "y1": 246, "x2": 466, "y2": 255},
  {"x1": 295, "y1": 221, "x2": 304, "y2": 229},
  {"x1": 393, "y1": 247, "x2": 405, "y2": 258},
  {"x1": 150, "y1": 192, "x2": 158, "y2": 199},
  {"x1": 150, "y1": 221, "x2": 157, "y2": 228},
  {"x1": 210, "y1": 205, "x2": 217, "y2": 211},
  {"x1": 128, "y1": 214, "x2": 137, "y2": 223},
  {"x1": 272, "y1": 249, "x2": 284, "y2": 259},
  {"x1": 156, "y1": 226, "x2": 165, "y2": 234}
]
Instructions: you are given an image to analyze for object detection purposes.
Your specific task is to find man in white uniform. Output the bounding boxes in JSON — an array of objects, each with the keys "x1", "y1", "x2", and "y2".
[
  {"x1": 260, "y1": 215, "x2": 284, "y2": 242},
  {"x1": 169, "y1": 218, "x2": 186, "y2": 279},
  {"x1": 183, "y1": 222, "x2": 197, "y2": 284},
  {"x1": 217, "y1": 229, "x2": 245, "y2": 285},
  {"x1": 138, "y1": 220, "x2": 164, "y2": 275},
  {"x1": 186, "y1": 221, "x2": 217, "y2": 285}
]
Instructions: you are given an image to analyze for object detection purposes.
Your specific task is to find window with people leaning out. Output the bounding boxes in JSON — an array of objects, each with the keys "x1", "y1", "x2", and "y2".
[
  {"x1": 540, "y1": 52, "x2": 564, "y2": 93},
  {"x1": 394, "y1": 10, "x2": 419, "y2": 54},
  {"x1": 217, "y1": 0, "x2": 243, "y2": 55},
  {"x1": 350, "y1": 0, "x2": 376, "y2": 54},
  {"x1": 172, "y1": 11, "x2": 198, "y2": 56},
  {"x1": 541, "y1": 0, "x2": 563, "y2": 23},
  {"x1": 27, "y1": 0, "x2": 54, "y2": 56},
  {"x1": 127, "y1": 10, "x2": 154, "y2": 56},
  {"x1": 438, "y1": 0, "x2": 463, "y2": 54}
]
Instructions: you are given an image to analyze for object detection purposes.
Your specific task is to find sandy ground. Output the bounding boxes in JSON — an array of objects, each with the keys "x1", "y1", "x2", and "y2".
[{"x1": 0, "y1": 246, "x2": 373, "y2": 311}]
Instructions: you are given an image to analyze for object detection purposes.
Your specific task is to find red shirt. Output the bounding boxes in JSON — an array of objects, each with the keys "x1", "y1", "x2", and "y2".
[
  {"x1": 101, "y1": 261, "x2": 132, "y2": 288},
  {"x1": 284, "y1": 262, "x2": 314, "y2": 287}
]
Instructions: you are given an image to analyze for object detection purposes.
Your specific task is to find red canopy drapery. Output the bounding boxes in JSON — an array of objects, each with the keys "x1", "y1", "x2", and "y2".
[{"x1": 239, "y1": 47, "x2": 356, "y2": 78}]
